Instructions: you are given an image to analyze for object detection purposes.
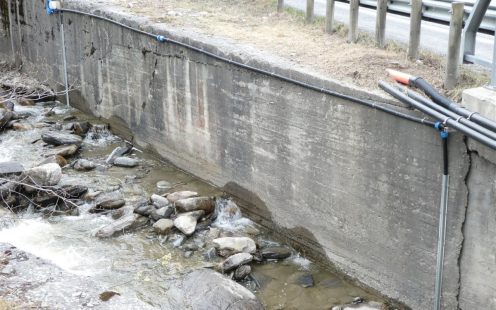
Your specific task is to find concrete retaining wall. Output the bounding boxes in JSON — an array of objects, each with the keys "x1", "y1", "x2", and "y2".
[{"x1": 2, "y1": 1, "x2": 494, "y2": 309}]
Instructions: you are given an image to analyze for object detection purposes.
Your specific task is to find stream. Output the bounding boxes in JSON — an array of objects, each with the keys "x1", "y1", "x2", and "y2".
[{"x1": 0, "y1": 98, "x2": 386, "y2": 309}]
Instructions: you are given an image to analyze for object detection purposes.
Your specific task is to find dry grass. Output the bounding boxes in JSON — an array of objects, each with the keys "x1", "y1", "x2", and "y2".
[{"x1": 109, "y1": 0, "x2": 490, "y2": 101}]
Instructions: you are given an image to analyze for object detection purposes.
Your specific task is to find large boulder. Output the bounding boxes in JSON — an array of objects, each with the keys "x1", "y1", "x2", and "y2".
[
  {"x1": 169, "y1": 269, "x2": 264, "y2": 310},
  {"x1": 41, "y1": 131, "x2": 83, "y2": 146},
  {"x1": 213, "y1": 237, "x2": 257, "y2": 256},
  {"x1": 22, "y1": 163, "x2": 62, "y2": 188}
]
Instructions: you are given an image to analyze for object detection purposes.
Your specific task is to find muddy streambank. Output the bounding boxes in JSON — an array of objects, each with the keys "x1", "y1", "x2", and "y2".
[{"x1": 0, "y1": 81, "x2": 388, "y2": 309}]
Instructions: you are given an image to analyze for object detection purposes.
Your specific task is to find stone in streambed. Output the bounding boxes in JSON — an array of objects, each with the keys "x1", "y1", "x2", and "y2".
[
  {"x1": 0, "y1": 162, "x2": 24, "y2": 176},
  {"x1": 113, "y1": 157, "x2": 139, "y2": 168},
  {"x1": 290, "y1": 272, "x2": 314, "y2": 288},
  {"x1": 23, "y1": 163, "x2": 62, "y2": 188},
  {"x1": 95, "y1": 213, "x2": 148, "y2": 238},
  {"x1": 12, "y1": 123, "x2": 33, "y2": 131},
  {"x1": 234, "y1": 265, "x2": 251, "y2": 281},
  {"x1": 94, "y1": 199, "x2": 125, "y2": 211},
  {"x1": 50, "y1": 144, "x2": 79, "y2": 157},
  {"x1": 153, "y1": 219, "x2": 174, "y2": 235},
  {"x1": 213, "y1": 237, "x2": 257, "y2": 256},
  {"x1": 150, "y1": 194, "x2": 169, "y2": 208},
  {"x1": 150, "y1": 206, "x2": 174, "y2": 221},
  {"x1": 220, "y1": 253, "x2": 253, "y2": 272},
  {"x1": 39, "y1": 155, "x2": 67, "y2": 167},
  {"x1": 173, "y1": 210, "x2": 204, "y2": 236},
  {"x1": 106, "y1": 144, "x2": 133, "y2": 164},
  {"x1": 166, "y1": 190, "x2": 198, "y2": 203},
  {"x1": 73, "y1": 159, "x2": 97, "y2": 171},
  {"x1": 134, "y1": 204, "x2": 154, "y2": 216},
  {"x1": 260, "y1": 246, "x2": 292, "y2": 260},
  {"x1": 41, "y1": 131, "x2": 83, "y2": 146},
  {"x1": 203, "y1": 247, "x2": 218, "y2": 261},
  {"x1": 0, "y1": 109, "x2": 13, "y2": 129},
  {"x1": 175, "y1": 196, "x2": 214, "y2": 214}
]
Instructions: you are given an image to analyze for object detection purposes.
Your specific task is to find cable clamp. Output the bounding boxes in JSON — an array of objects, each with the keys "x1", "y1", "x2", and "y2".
[
  {"x1": 46, "y1": 0, "x2": 61, "y2": 15},
  {"x1": 467, "y1": 111, "x2": 478, "y2": 120},
  {"x1": 434, "y1": 121, "x2": 449, "y2": 139},
  {"x1": 156, "y1": 35, "x2": 166, "y2": 42},
  {"x1": 455, "y1": 116, "x2": 463, "y2": 122}
]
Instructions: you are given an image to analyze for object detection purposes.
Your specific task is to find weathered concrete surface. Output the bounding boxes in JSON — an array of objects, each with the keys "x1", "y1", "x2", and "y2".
[{"x1": 0, "y1": 1, "x2": 475, "y2": 309}]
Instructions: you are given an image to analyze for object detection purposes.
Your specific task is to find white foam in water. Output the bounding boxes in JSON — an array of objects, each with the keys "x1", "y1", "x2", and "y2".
[
  {"x1": 290, "y1": 253, "x2": 312, "y2": 270},
  {"x1": 212, "y1": 198, "x2": 253, "y2": 231},
  {"x1": 83, "y1": 125, "x2": 119, "y2": 146},
  {"x1": 0, "y1": 217, "x2": 109, "y2": 276}
]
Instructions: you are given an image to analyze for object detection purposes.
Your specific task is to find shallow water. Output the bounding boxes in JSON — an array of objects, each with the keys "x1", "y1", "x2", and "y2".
[{"x1": 0, "y1": 101, "x2": 383, "y2": 309}]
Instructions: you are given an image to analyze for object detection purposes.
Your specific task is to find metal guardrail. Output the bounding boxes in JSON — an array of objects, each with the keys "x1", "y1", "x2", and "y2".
[{"x1": 359, "y1": 0, "x2": 496, "y2": 32}]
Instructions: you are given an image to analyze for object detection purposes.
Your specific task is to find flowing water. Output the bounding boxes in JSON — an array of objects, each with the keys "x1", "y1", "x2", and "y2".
[{"x1": 0, "y1": 101, "x2": 385, "y2": 309}]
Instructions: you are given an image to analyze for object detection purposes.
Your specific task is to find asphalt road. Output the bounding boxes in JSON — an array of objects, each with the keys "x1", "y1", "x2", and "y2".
[{"x1": 285, "y1": 0, "x2": 494, "y2": 62}]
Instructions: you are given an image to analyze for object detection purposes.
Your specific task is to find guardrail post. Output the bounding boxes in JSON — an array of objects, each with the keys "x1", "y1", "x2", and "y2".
[
  {"x1": 408, "y1": 0, "x2": 423, "y2": 60},
  {"x1": 306, "y1": 0, "x2": 314, "y2": 23},
  {"x1": 461, "y1": 0, "x2": 491, "y2": 63},
  {"x1": 277, "y1": 0, "x2": 284, "y2": 13},
  {"x1": 326, "y1": 0, "x2": 336, "y2": 33},
  {"x1": 376, "y1": 0, "x2": 388, "y2": 48},
  {"x1": 445, "y1": 2, "x2": 464, "y2": 90},
  {"x1": 491, "y1": 25, "x2": 496, "y2": 87},
  {"x1": 348, "y1": 0, "x2": 359, "y2": 43}
]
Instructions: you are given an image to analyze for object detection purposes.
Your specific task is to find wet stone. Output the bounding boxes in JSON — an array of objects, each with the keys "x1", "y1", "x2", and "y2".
[
  {"x1": 153, "y1": 219, "x2": 174, "y2": 235},
  {"x1": 294, "y1": 273, "x2": 314, "y2": 288},
  {"x1": 39, "y1": 155, "x2": 67, "y2": 167},
  {"x1": 213, "y1": 237, "x2": 257, "y2": 256},
  {"x1": 220, "y1": 253, "x2": 253, "y2": 272},
  {"x1": 73, "y1": 159, "x2": 97, "y2": 171},
  {"x1": 203, "y1": 247, "x2": 218, "y2": 261},
  {"x1": 95, "y1": 213, "x2": 148, "y2": 238},
  {"x1": 260, "y1": 246, "x2": 292, "y2": 260},
  {"x1": 234, "y1": 265, "x2": 251, "y2": 281},
  {"x1": 50, "y1": 144, "x2": 79, "y2": 157},
  {"x1": 175, "y1": 197, "x2": 214, "y2": 214},
  {"x1": 23, "y1": 163, "x2": 62, "y2": 188},
  {"x1": 113, "y1": 157, "x2": 139, "y2": 168},
  {"x1": 174, "y1": 210, "x2": 204, "y2": 236},
  {"x1": 106, "y1": 144, "x2": 133, "y2": 164},
  {"x1": 150, "y1": 206, "x2": 174, "y2": 221},
  {"x1": 0, "y1": 162, "x2": 24, "y2": 176},
  {"x1": 134, "y1": 204, "x2": 154, "y2": 216},
  {"x1": 183, "y1": 251, "x2": 194, "y2": 258},
  {"x1": 166, "y1": 190, "x2": 198, "y2": 203},
  {"x1": 150, "y1": 194, "x2": 169, "y2": 208},
  {"x1": 41, "y1": 131, "x2": 83, "y2": 146}
]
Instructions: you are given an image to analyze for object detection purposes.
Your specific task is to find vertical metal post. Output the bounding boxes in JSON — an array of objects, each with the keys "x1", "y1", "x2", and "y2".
[
  {"x1": 306, "y1": 0, "x2": 314, "y2": 23},
  {"x1": 348, "y1": 0, "x2": 359, "y2": 43},
  {"x1": 326, "y1": 0, "x2": 335, "y2": 33},
  {"x1": 408, "y1": 0, "x2": 423, "y2": 60},
  {"x1": 461, "y1": 0, "x2": 491, "y2": 61},
  {"x1": 434, "y1": 131, "x2": 449, "y2": 310},
  {"x1": 445, "y1": 2, "x2": 465, "y2": 90},
  {"x1": 59, "y1": 13, "x2": 70, "y2": 107},
  {"x1": 492, "y1": 25, "x2": 496, "y2": 87},
  {"x1": 376, "y1": 0, "x2": 388, "y2": 48},
  {"x1": 277, "y1": 0, "x2": 284, "y2": 13}
]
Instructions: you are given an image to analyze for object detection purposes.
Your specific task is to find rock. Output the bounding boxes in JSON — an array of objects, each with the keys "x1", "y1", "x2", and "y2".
[
  {"x1": 173, "y1": 210, "x2": 205, "y2": 236},
  {"x1": 0, "y1": 101, "x2": 14, "y2": 111},
  {"x1": 0, "y1": 162, "x2": 24, "y2": 176},
  {"x1": 153, "y1": 219, "x2": 174, "y2": 235},
  {"x1": 23, "y1": 163, "x2": 62, "y2": 187},
  {"x1": 82, "y1": 190, "x2": 102, "y2": 201},
  {"x1": 96, "y1": 213, "x2": 148, "y2": 238},
  {"x1": 203, "y1": 247, "x2": 218, "y2": 261},
  {"x1": 72, "y1": 122, "x2": 91, "y2": 136},
  {"x1": 234, "y1": 265, "x2": 251, "y2": 281},
  {"x1": 17, "y1": 97, "x2": 35, "y2": 106},
  {"x1": 12, "y1": 122, "x2": 33, "y2": 131},
  {"x1": 113, "y1": 157, "x2": 139, "y2": 168},
  {"x1": 220, "y1": 253, "x2": 253, "y2": 272},
  {"x1": 183, "y1": 251, "x2": 194, "y2": 258},
  {"x1": 1, "y1": 264, "x2": 15, "y2": 275},
  {"x1": 91, "y1": 198, "x2": 126, "y2": 212},
  {"x1": 291, "y1": 272, "x2": 314, "y2": 288},
  {"x1": 39, "y1": 155, "x2": 67, "y2": 167},
  {"x1": 150, "y1": 206, "x2": 174, "y2": 221},
  {"x1": 207, "y1": 227, "x2": 220, "y2": 239},
  {"x1": 63, "y1": 115, "x2": 76, "y2": 121},
  {"x1": 59, "y1": 185, "x2": 88, "y2": 199},
  {"x1": 260, "y1": 246, "x2": 292, "y2": 260},
  {"x1": 73, "y1": 159, "x2": 97, "y2": 171},
  {"x1": 41, "y1": 131, "x2": 83, "y2": 146},
  {"x1": 134, "y1": 204, "x2": 154, "y2": 216},
  {"x1": 175, "y1": 197, "x2": 214, "y2": 214},
  {"x1": 99, "y1": 291, "x2": 121, "y2": 302},
  {"x1": 170, "y1": 234, "x2": 186, "y2": 247},
  {"x1": 50, "y1": 144, "x2": 79, "y2": 157},
  {"x1": 0, "y1": 109, "x2": 13, "y2": 129},
  {"x1": 213, "y1": 237, "x2": 257, "y2": 256},
  {"x1": 166, "y1": 190, "x2": 198, "y2": 203},
  {"x1": 106, "y1": 144, "x2": 133, "y2": 164},
  {"x1": 173, "y1": 269, "x2": 263, "y2": 310},
  {"x1": 150, "y1": 194, "x2": 169, "y2": 208}
]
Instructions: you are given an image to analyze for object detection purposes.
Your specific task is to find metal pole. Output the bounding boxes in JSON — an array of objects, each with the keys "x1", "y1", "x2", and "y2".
[
  {"x1": 445, "y1": 2, "x2": 465, "y2": 90},
  {"x1": 326, "y1": 0, "x2": 335, "y2": 33},
  {"x1": 408, "y1": 0, "x2": 423, "y2": 60},
  {"x1": 434, "y1": 133, "x2": 449, "y2": 310},
  {"x1": 277, "y1": 0, "x2": 284, "y2": 13},
  {"x1": 491, "y1": 24, "x2": 496, "y2": 87},
  {"x1": 59, "y1": 13, "x2": 70, "y2": 107}
]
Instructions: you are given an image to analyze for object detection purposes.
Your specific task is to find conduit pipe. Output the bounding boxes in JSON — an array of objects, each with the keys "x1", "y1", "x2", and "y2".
[
  {"x1": 43, "y1": 3, "x2": 435, "y2": 127},
  {"x1": 379, "y1": 81, "x2": 496, "y2": 150},
  {"x1": 387, "y1": 69, "x2": 496, "y2": 132},
  {"x1": 394, "y1": 85, "x2": 496, "y2": 141}
]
